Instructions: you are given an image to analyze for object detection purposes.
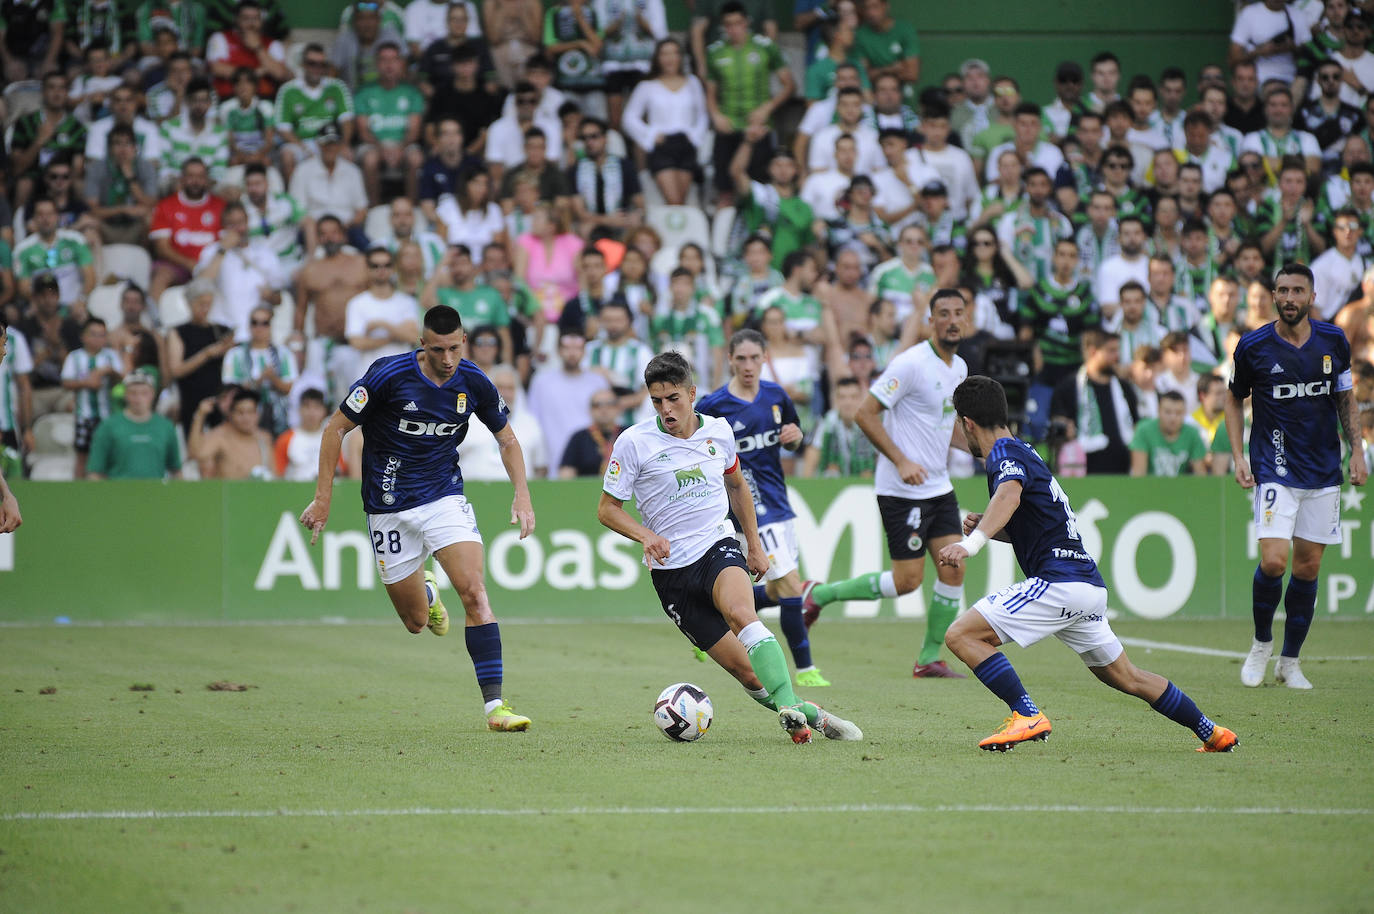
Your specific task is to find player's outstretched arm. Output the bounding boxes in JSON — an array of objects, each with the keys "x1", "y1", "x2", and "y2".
[
  {"x1": 494, "y1": 425, "x2": 535, "y2": 538},
  {"x1": 597, "y1": 491, "x2": 670, "y2": 565},
  {"x1": 855, "y1": 393, "x2": 926, "y2": 485},
  {"x1": 1223, "y1": 391, "x2": 1254, "y2": 489},
  {"x1": 939, "y1": 481, "x2": 1022, "y2": 568},
  {"x1": 300, "y1": 410, "x2": 357, "y2": 545},
  {"x1": 1336, "y1": 389, "x2": 1369, "y2": 486},
  {"x1": 724, "y1": 466, "x2": 769, "y2": 579}
]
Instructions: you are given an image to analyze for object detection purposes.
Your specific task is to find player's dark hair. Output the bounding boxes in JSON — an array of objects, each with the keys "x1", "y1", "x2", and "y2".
[
  {"x1": 929, "y1": 288, "x2": 964, "y2": 312},
  {"x1": 299, "y1": 388, "x2": 327, "y2": 406},
  {"x1": 1013, "y1": 101, "x2": 1041, "y2": 119},
  {"x1": 952, "y1": 376, "x2": 1009, "y2": 430},
  {"x1": 1158, "y1": 390, "x2": 1186, "y2": 406},
  {"x1": 644, "y1": 350, "x2": 693, "y2": 388},
  {"x1": 1350, "y1": 162, "x2": 1374, "y2": 179},
  {"x1": 718, "y1": 0, "x2": 748, "y2": 19},
  {"x1": 670, "y1": 267, "x2": 694, "y2": 282},
  {"x1": 423, "y1": 304, "x2": 463, "y2": 335},
  {"x1": 729, "y1": 327, "x2": 767, "y2": 355},
  {"x1": 1183, "y1": 110, "x2": 1212, "y2": 131},
  {"x1": 1273, "y1": 261, "x2": 1315, "y2": 290},
  {"x1": 1091, "y1": 51, "x2": 1120, "y2": 68}
]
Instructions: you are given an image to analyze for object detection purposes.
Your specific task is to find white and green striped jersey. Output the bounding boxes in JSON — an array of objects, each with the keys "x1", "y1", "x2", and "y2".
[
  {"x1": 217, "y1": 97, "x2": 274, "y2": 155},
  {"x1": 651, "y1": 303, "x2": 725, "y2": 386},
  {"x1": 221, "y1": 342, "x2": 299, "y2": 387},
  {"x1": 378, "y1": 230, "x2": 446, "y2": 279},
  {"x1": 753, "y1": 287, "x2": 823, "y2": 336},
  {"x1": 243, "y1": 192, "x2": 306, "y2": 265},
  {"x1": 60, "y1": 347, "x2": 122, "y2": 422},
  {"x1": 159, "y1": 116, "x2": 229, "y2": 180},
  {"x1": 274, "y1": 78, "x2": 355, "y2": 140},
  {"x1": 13, "y1": 230, "x2": 94, "y2": 305},
  {"x1": 0, "y1": 327, "x2": 33, "y2": 433},
  {"x1": 867, "y1": 256, "x2": 935, "y2": 323},
  {"x1": 583, "y1": 336, "x2": 655, "y2": 425}
]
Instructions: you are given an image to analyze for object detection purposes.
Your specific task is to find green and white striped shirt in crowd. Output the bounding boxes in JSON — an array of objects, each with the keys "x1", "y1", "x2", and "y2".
[
  {"x1": 583, "y1": 336, "x2": 655, "y2": 426},
  {"x1": 60, "y1": 347, "x2": 123, "y2": 422},
  {"x1": 244, "y1": 192, "x2": 306, "y2": 267},
  {"x1": 0, "y1": 327, "x2": 34, "y2": 433},
  {"x1": 811, "y1": 408, "x2": 877, "y2": 477},
  {"x1": 159, "y1": 116, "x2": 229, "y2": 181},
  {"x1": 753, "y1": 287, "x2": 823, "y2": 336},
  {"x1": 867, "y1": 256, "x2": 935, "y2": 323},
  {"x1": 218, "y1": 97, "x2": 275, "y2": 155}
]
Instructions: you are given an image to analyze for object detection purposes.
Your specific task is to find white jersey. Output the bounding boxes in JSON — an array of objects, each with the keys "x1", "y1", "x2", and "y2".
[
  {"x1": 870, "y1": 340, "x2": 966, "y2": 499},
  {"x1": 603, "y1": 414, "x2": 740, "y2": 568}
]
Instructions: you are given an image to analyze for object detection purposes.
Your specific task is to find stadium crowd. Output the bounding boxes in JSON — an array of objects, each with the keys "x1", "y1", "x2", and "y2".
[{"x1": 1, "y1": 0, "x2": 1373, "y2": 482}]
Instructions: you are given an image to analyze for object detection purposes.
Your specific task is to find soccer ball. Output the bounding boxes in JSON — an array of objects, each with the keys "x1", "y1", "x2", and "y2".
[{"x1": 653, "y1": 682, "x2": 713, "y2": 742}]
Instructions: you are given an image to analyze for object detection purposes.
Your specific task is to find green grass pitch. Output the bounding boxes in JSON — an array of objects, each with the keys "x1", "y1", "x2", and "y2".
[{"x1": 2, "y1": 616, "x2": 1371, "y2": 913}]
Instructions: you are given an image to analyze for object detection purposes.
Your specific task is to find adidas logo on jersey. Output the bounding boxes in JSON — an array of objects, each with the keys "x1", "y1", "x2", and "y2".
[
  {"x1": 403, "y1": 401, "x2": 419, "y2": 411},
  {"x1": 1270, "y1": 363, "x2": 1283, "y2": 374},
  {"x1": 732, "y1": 420, "x2": 746, "y2": 432}
]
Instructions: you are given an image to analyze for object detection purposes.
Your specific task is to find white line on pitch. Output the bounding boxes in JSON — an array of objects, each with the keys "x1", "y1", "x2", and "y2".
[
  {"x1": 3, "y1": 803, "x2": 1370, "y2": 823},
  {"x1": 1118, "y1": 636, "x2": 1371, "y2": 662}
]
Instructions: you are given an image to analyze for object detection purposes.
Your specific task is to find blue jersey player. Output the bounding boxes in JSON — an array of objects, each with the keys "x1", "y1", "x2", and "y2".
[
  {"x1": 938, "y1": 376, "x2": 1238, "y2": 753},
  {"x1": 298, "y1": 304, "x2": 537, "y2": 732},
  {"x1": 1226, "y1": 262, "x2": 1367, "y2": 690},
  {"x1": 698, "y1": 329, "x2": 830, "y2": 688}
]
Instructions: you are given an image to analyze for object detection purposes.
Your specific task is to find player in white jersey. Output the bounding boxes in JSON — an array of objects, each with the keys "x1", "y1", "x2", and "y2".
[
  {"x1": 803, "y1": 289, "x2": 970, "y2": 677},
  {"x1": 0, "y1": 319, "x2": 23, "y2": 534},
  {"x1": 597, "y1": 351, "x2": 862, "y2": 744}
]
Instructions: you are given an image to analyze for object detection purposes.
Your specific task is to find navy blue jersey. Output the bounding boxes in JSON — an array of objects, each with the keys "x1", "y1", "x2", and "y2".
[
  {"x1": 1229, "y1": 320, "x2": 1353, "y2": 489},
  {"x1": 698, "y1": 380, "x2": 800, "y2": 524},
  {"x1": 340, "y1": 353, "x2": 508, "y2": 514},
  {"x1": 984, "y1": 437, "x2": 1105, "y2": 587}
]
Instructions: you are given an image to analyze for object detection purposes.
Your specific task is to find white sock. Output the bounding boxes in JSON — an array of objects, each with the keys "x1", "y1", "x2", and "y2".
[
  {"x1": 424, "y1": 581, "x2": 438, "y2": 607},
  {"x1": 796, "y1": 665, "x2": 816, "y2": 674},
  {"x1": 933, "y1": 580, "x2": 963, "y2": 602},
  {"x1": 483, "y1": 699, "x2": 503, "y2": 714},
  {"x1": 737, "y1": 620, "x2": 774, "y2": 652},
  {"x1": 879, "y1": 571, "x2": 900, "y2": 599}
]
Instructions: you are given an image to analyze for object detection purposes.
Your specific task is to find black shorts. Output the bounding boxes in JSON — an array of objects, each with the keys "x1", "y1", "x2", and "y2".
[
  {"x1": 603, "y1": 69, "x2": 645, "y2": 95},
  {"x1": 647, "y1": 133, "x2": 700, "y2": 175},
  {"x1": 650, "y1": 536, "x2": 748, "y2": 650},
  {"x1": 877, "y1": 492, "x2": 962, "y2": 561},
  {"x1": 73, "y1": 417, "x2": 100, "y2": 453}
]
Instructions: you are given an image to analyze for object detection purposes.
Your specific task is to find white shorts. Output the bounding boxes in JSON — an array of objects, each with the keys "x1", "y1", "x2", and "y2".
[
  {"x1": 973, "y1": 577, "x2": 1124, "y2": 668},
  {"x1": 1254, "y1": 483, "x2": 1342, "y2": 545},
  {"x1": 366, "y1": 494, "x2": 482, "y2": 585},
  {"x1": 742, "y1": 520, "x2": 799, "y2": 583}
]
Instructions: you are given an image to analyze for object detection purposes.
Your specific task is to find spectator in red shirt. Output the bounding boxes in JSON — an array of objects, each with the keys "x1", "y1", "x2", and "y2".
[
  {"x1": 148, "y1": 157, "x2": 226, "y2": 300},
  {"x1": 206, "y1": 0, "x2": 291, "y2": 98}
]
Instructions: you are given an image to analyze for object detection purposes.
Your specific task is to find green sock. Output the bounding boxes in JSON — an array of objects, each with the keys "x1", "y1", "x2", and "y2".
[
  {"x1": 919, "y1": 589, "x2": 961, "y2": 665},
  {"x1": 746, "y1": 687, "x2": 778, "y2": 711},
  {"x1": 747, "y1": 636, "x2": 799, "y2": 709},
  {"x1": 812, "y1": 572, "x2": 883, "y2": 607}
]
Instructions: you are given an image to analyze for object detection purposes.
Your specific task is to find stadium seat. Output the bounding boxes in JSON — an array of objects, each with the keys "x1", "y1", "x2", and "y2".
[
  {"x1": 639, "y1": 170, "x2": 664, "y2": 209},
  {"x1": 32, "y1": 413, "x2": 75, "y2": 454},
  {"x1": 87, "y1": 282, "x2": 128, "y2": 330},
  {"x1": 27, "y1": 454, "x2": 76, "y2": 481},
  {"x1": 101, "y1": 244, "x2": 152, "y2": 289},
  {"x1": 646, "y1": 206, "x2": 710, "y2": 258},
  {"x1": 159, "y1": 286, "x2": 191, "y2": 329},
  {"x1": 364, "y1": 204, "x2": 392, "y2": 242},
  {"x1": 270, "y1": 290, "x2": 296, "y2": 346},
  {"x1": 711, "y1": 206, "x2": 736, "y2": 260}
]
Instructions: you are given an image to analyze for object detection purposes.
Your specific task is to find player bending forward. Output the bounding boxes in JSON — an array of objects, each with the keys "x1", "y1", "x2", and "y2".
[
  {"x1": 938, "y1": 376, "x2": 1238, "y2": 753},
  {"x1": 1228, "y1": 262, "x2": 1366, "y2": 690},
  {"x1": 698, "y1": 329, "x2": 830, "y2": 687},
  {"x1": 597, "y1": 351, "x2": 862, "y2": 744},
  {"x1": 299, "y1": 305, "x2": 535, "y2": 732}
]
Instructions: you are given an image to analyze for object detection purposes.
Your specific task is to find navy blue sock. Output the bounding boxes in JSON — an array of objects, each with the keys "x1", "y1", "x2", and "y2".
[
  {"x1": 465, "y1": 622, "x2": 503, "y2": 704},
  {"x1": 1281, "y1": 576, "x2": 1318, "y2": 658},
  {"x1": 1252, "y1": 566, "x2": 1282, "y2": 643},
  {"x1": 1150, "y1": 681, "x2": 1215, "y2": 742},
  {"x1": 971, "y1": 653, "x2": 1039, "y2": 717},
  {"x1": 754, "y1": 584, "x2": 778, "y2": 610},
  {"x1": 778, "y1": 597, "x2": 812, "y2": 668}
]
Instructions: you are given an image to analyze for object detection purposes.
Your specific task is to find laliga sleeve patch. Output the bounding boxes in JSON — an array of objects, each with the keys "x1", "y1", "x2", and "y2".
[
  {"x1": 346, "y1": 386, "x2": 369, "y2": 411},
  {"x1": 605, "y1": 459, "x2": 621, "y2": 484}
]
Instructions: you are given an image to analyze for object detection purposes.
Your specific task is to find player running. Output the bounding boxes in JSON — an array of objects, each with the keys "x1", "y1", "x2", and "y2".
[
  {"x1": 596, "y1": 351, "x2": 861, "y2": 744},
  {"x1": 298, "y1": 305, "x2": 535, "y2": 732},
  {"x1": 1227, "y1": 262, "x2": 1367, "y2": 690},
  {"x1": 938, "y1": 376, "x2": 1238, "y2": 753},
  {"x1": 0, "y1": 318, "x2": 22, "y2": 534},
  {"x1": 802, "y1": 288, "x2": 969, "y2": 678},
  {"x1": 698, "y1": 329, "x2": 830, "y2": 687}
]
